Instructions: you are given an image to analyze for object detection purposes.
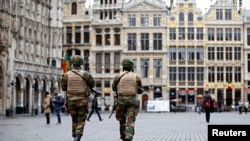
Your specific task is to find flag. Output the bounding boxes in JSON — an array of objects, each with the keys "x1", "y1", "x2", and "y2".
[{"x1": 62, "y1": 53, "x2": 71, "y2": 73}]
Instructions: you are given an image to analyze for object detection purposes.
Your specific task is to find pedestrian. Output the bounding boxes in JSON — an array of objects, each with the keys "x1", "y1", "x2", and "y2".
[
  {"x1": 87, "y1": 95, "x2": 103, "y2": 121},
  {"x1": 61, "y1": 55, "x2": 95, "y2": 141},
  {"x1": 202, "y1": 92, "x2": 214, "y2": 123},
  {"x1": 43, "y1": 91, "x2": 52, "y2": 125},
  {"x1": 218, "y1": 100, "x2": 222, "y2": 113},
  {"x1": 244, "y1": 101, "x2": 249, "y2": 114},
  {"x1": 197, "y1": 99, "x2": 202, "y2": 114},
  {"x1": 112, "y1": 58, "x2": 143, "y2": 141},
  {"x1": 238, "y1": 100, "x2": 243, "y2": 114},
  {"x1": 53, "y1": 93, "x2": 64, "y2": 124}
]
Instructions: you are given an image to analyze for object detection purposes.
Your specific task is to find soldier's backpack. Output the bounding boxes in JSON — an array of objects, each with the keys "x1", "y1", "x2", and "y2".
[{"x1": 205, "y1": 98, "x2": 211, "y2": 108}]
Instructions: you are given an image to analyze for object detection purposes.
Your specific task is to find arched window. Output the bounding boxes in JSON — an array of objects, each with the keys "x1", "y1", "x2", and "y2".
[
  {"x1": 188, "y1": 12, "x2": 193, "y2": 21},
  {"x1": 179, "y1": 12, "x2": 184, "y2": 21},
  {"x1": 72, "y1": 3, "x2": 77, "y2": 15}
]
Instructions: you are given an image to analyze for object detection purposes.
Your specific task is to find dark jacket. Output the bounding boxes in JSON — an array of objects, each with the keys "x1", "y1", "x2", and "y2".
[
  {"x1": 202, "y1": 94, "x2": 214, "y2": 112},
  {"x1": 53, "y1": 95, "x2": 64, "y2": 110},
  {"x1": 91, "y1": 97, "x2": 98, "y2": 108}
]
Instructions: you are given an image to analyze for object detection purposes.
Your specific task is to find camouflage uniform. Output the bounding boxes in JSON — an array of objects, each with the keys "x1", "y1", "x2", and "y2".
[
  {"x1": 112, "y1": 58, "x2": 142, "y2": 141},
  {"x1": 61, "y1": 55, "x2": 95, "y2": 141}
]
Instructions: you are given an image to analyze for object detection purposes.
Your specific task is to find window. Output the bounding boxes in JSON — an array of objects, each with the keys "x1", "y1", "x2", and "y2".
[
  {"x1": 234, "y1": 47, "x2": 241, "y2": 60},
  {"x1": 248, "y1": 54, "x2": 250, "y2": 72},
  {"x1": 169, "y1": 28, "x2": 176, "y2": 40},
  {"x1": 141, "y1": 59, "x2": 149, "y2": 78},
  {"x1": 96, "y1": 35, "x2": 102, "y2": 46},
  {"x1": 84, "y1": 26, "x2": 90, "y2": 43},
  {"x1": 225, "y1": 28, "x2": 232, "y2": 41},
  {"x1": 141, "y1": 33, "x2": 149, "y2": 50},
  {"x1": 128, "y1": 33, "x2": 136, "y2": 50},
  {"x1": 66, "y1": 27, "x2": 72, "y2": 44},
  {"x1": 96, "y1": 53, "x2": 102, "y2": 73},
  {"x1": 153, "y1": 14, "x2": 161, "y2": 26},
  {"x1": 114, "y1": 34, "x2": 120, "y2": 45},
  {"x1": 217, "y1": 47, "x2": 223, "y2": 60},
  {"x1": 71, "y1": 3, "x2": 77, "y2": 15},
  {"x1": 154, "y1": 59, "x2": 162, "y2": 78},
  {"x1": 217, "y1": 67, "x2": 224, "y2": 82},
  {"x1": 208, "y1": 47, "x2": 215, "y2": 60},
  {"x1": 51, "y1": 59, "x2": 56, "y2": 67},
  {"x1": 234, "y1": 28, "x2": 241, "y2": 41},
  {"x1": 178, "y1": 46, "x2": 185, "y2": 60},
  {"x1": 217, "y1": 28, "x2": 223, "y2": 41},
  {"x1": 169, "y1": 67, "x2": 177, "y2": 81},
  {"x1": 196, "y1": 46, "x2": 204, "y2": 60},
  {"x1": 208, "y1": 67, "x2": 215, "y2": 82},
  {"x1": 226, "y1": 67, "x2": 232, "y2": 82},
  {"x1": 179, "y1": 12, "x2": 184, "y2": 25},
  {"x1": 188, "y1": 67, "x2": 195, "y2": 81},
  {"x1": 234, "y1": 67, "x2": 241, "y2": 82},
  {"x1": 187, "y1": 46, "x2": 195, "y2": 60},
  {"x1": 75, "y1": 26, "x2": 81, "y2": 44},
  {"x1": 188, "y1": 12, "x2": 193, "y2": 25},
  {"x1": 225, "y1": 9, "x2": 231, "y2": 20},
  {"x1": 128, "y1": 14, "x2": 136, "y2": 26},
  {"x1": 226, "y1": 47, "x2": 232, "y2": 60},
  {"x1": 141, "y1": 14, "x2": 149, "y2": 26},
  {"x1": 169, "y1": 46, "x2": 177, "y2": 60},
  {"x1": 178, "y1": 67, "x2": 186, "y2": 81},
  {"x1": 105, "y1": 34, "x2": 110, "y2": 45},
  {"x1": 105, "y1": 53, "x2": 110, "y2": 73},
  {"x1": 197, "y1": 67, "x2": 204, "y2": 81},
  {"x1": 188, "y1": 28, "x2": 194, "y2": 40},
  {"x1": 197, "y1": 28, "x2": 203, "y2": 40},
  {"x1": 208, "y1": 28, "x2": 214, "y2": 41},
  {"x1": 179, "y1": 28, "x2": 185, "y2": 40},
  {"x1": 114, "y1": 53, "x2": 120, "y2": 73},
  {"x1": 153, "y1": 33, "x2": 162, "y2": 50},
  {"x1": 216, "y1": 9, "x2": 223, "y2": 20},
  {"x1": 247, "y1": 28, "x2": 250, "y2": 45}
]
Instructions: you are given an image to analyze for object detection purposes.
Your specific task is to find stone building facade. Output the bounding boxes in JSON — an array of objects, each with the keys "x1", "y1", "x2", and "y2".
[{"x1": 0, "y1": 0, "x2": 63, "y2": 116}]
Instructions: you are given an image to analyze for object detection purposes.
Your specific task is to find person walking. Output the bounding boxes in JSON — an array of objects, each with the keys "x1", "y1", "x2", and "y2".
[
  {"x1": 238, "y1": 100, "x2": 243, "y2": 114},
  {"x1": 202, "y1": 92, "x2": 214, "y2": 123},
  {"x1": 197, "y1": 99, "x2": 202, "y2": 114},
  {"x1": 43, "y1": 91, "x2": 52, "y2": 125},
  {"x1": 53, "y1": 93, "x2": 64, "y2": 124},
  {"x1": 244, "y1": 101, "x2": 249, "y2": 114},
  {"x1": 61, "y1": 55, "x2": 95, "y2": 141},
  {"x1": 112, "y1": 58, "x2": 143, "y2": 141},
  {"x1": 87, "y1": 95, "x2": 103, "y2": 121}
]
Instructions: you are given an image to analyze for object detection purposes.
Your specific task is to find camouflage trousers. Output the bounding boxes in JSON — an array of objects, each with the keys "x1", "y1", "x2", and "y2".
[
  {"x1": 116, "y1": 95, "x2": 138, "y2": 141},
  {"x1": 68, "y1": 99, "x2": 88, "y2": 137}
]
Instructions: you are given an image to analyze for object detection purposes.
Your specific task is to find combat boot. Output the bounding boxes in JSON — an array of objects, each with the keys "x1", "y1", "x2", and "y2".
[{"x1": 73, "y1": 134, "x2": 82, "y2": 141}]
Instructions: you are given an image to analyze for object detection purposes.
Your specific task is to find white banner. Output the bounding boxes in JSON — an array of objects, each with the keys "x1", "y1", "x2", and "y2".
[{"x1": 147, "y1": 100, "x2": 170, "y2": 112}]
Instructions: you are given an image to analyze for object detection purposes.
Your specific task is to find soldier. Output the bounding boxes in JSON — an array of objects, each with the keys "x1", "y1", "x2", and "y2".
[
  {"x1": 112, "y1": 58, "x2": 143, "y2": 141},
  {"x1": 61, "y1": 55, "x2": 95, "y2": 141}
]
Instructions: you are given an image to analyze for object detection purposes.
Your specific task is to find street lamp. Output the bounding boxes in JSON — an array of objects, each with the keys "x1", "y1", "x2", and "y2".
[
  {"x1": 10, "y1": 81, "x2": 15, "y2": 117},
  {"x1": 31, "y1": 83, "x2": 35, "y2": 116}
]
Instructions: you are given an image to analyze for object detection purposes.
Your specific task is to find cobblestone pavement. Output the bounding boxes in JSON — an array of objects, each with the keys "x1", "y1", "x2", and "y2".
[{"x1": 0, "y1": 111, "x2": 249, "y2": 141}]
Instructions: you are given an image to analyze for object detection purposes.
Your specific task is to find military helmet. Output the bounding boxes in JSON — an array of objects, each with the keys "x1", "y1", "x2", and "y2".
[
  {"x1": 71, "y1": 55, "x2": 83, "y2": 66},
  {"x1": 122, "y1": 58, "x2": 134, "y2": 69}
]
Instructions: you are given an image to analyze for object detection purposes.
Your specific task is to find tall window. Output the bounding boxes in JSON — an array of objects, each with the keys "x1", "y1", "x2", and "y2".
[
  {"x1": 234, "y1": 47, "x2": 241, "y2": 60},
  {"x1": 114, "y1": 53, "x2": 120, "y2": 73},
  {"x1": 216, "y1": 9, "x2": 223, "y2": 20},
  {"x1": 208, "y1": 67, "x2": 215, "y2": 82},
  {"x1": 208, "y1": 47, "x2": 215, "y2": 60},
  {"x1": 169, "y1": 46, "x2": 177, "y2": 60},
  {"x1": 188, "y1": 28, "x2": 194, "y2": 40},
  {"x1": 234, "y1": 67, "x2": 241, "y2": 82},
  {"x1": 128, "y1": 33, "x2": 136, "y2": 50},
  {"x1": 226, "y1": 67, "x2": 232, "y2": 82},
  {"x1": 197, "y1": 67, "x2": 204, "y2": 81},
  {"x1": 169, "y1": 28, "x2": 176, "y2": 40},
  {"x1": 225, "y1": 28, "x2": 232, "y2": 41},
  {"x1": 153, "y1": 33, "x2": 162, "y2": 50},
  {"x1": 114, "y1": 28, "x2": 120, "y2": 45},
  {"x1": 128, "y1": 14, "x2": 136, "y2": 26},
  {"x1": 66, "y1": 27, "x2": 72, "y2": 44},
  {"x1": 105, "y1": 53, "x2": 110, "y2": 73},
  {"x1": 217, "y1": 67, "x2": 224, "y2": 82},
  {"x1": 96, "y1": 34, "x2": 102, "y2": 46},
  {"x1": 188, "y1": 12, "x2": 193, "y2": 25},
  {"x1": 96, "y1": 53, "x2": 102, "y2": 73},
  {"x1": 225, "y1": 9, "x2": 231, "y2": 20},
  {"x1": 141, "y1": 59, "x2": 149, "y2": 78},
  {"x1": 188, "y1": 67, "x2": 195, "y2": 81},
  {"x1": 71, "y1": 3, "x2": 77, "y2": 15},
  {"x1": 196, "y1": 46, "x2": 204, "y2": 60},
  {"x1": 225, "y1": 47, "x2": 232, "y2": 60},
  {"x1": 153, "y1": 14, "x2": 161, "y2": 26},
  {"x1": 247, "y1": 28, "x2": 250, "y2": 45},
  {"x1": 234, "y1": 28, "x2": 241, "y2": 41},
  {"x1": 140, "y1": 14, "x2": 149, "y2": 26},
  {"x1": 179, "y1": 28, "x2": 185, "y2": 40},
  {"x1": 179, "y1": 12, "x2": 184, "y2": 21},
  {"x1": 154, "y1": 59, "x2": 162, "y2": 78},
  {"x1": 178, "y1": 46, "x2": 185, "y2": 60},
  {"x1": 84, "y1": 26, "x2": 90, "y2": 43},
  {"x1": 141, "y1": 33, "x2": 149, "y2": 50},
  {"x1": 187, "y1": 46, "x2": 195, "y2": 60},
  {"x1": 169, "y1": 67, "x2": 177, "y2": 81},
  {"x1": 217, "y1": 28, "x2": 223, "y2": 41},
  {"x1": 217, "y1": 47, "x2": 223, "y2": 60},
  {"x1": 179, "y1": 67, "x2": 186, "y2": 81},
  {"x1": 248, "y1": 54, "x2": 250, "y2": 72},
  {"x1": 197, "y1": 28, "x2": 203, "y2": 40},
  {"x1": 208, "y1": 28, "x2": 214, "y2": 41},
  {"x1": 75, "y1": 26, "x2": 81, "y2": 44}
]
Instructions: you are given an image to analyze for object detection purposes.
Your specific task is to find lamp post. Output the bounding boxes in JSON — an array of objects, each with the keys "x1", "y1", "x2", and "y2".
[
  {"x1": 10, "y1": 81, "x2": 15, "y2": 117},
  {"x1": 31, "y1": 83, "x2": 35, "y2": 116}
]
